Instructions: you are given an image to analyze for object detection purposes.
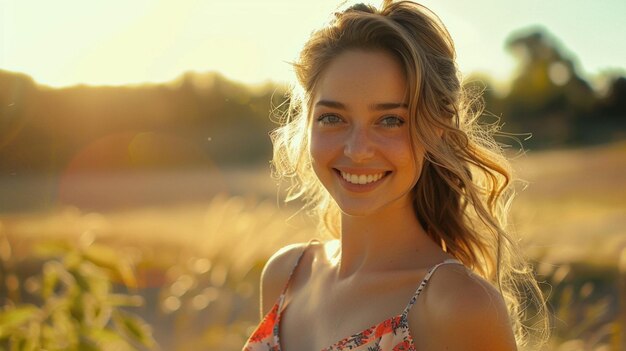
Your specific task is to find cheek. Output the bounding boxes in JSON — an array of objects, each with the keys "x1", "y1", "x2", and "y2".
[
  {"x1": 309, "y1": 132, "x2": 325, "y2": 165},
  {"x1": 309, "y1": 127, "x2": 345, "y2": 157},
  {"x1": 389, "y1": 137, "x2": 425, "y2": 182},
  {"x1": 309, "y1": 130, "x2": 337, "y2": 176},
  {"x1": 387, "y1": 136, "x2": 419, "y2": 165}
]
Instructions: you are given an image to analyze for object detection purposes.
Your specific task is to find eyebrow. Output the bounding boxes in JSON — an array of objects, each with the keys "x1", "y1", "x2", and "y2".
[{"x1": 315, "y1": 100, "x2": 408, "y2": 111}]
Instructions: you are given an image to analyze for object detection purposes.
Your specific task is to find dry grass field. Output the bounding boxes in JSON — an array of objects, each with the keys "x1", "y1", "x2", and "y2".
[
  {"x1": 1, "y1": 141, "x2": 625, "y2": 350},
  {"x1": 512, "y1": 142, "x2": 626, "y2": 268}
]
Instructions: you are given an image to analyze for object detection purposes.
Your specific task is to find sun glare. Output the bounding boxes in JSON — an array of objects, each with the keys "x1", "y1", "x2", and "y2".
[
  {"x1": 1, "y1": 0, "x2": 624, "y2": 87},
  {"x1": 2, "y1": 0, "x2": 341, "y2": 87}
]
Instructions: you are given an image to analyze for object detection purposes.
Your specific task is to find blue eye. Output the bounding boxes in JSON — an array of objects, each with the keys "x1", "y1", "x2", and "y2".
[
  {"x1": 379, "y1": 115, "x2": 405, "y2": 128},
  {"x1": 317, "y1": 114, "x2": 343, "y2": 125}
]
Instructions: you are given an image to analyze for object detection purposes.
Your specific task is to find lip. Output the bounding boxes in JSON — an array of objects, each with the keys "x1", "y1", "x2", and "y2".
[{"x1": 333, "y1": 168, "x2": 390, "y2": 193}]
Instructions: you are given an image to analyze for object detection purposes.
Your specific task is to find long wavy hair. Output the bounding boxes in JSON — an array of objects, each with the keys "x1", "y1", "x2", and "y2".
[{"x1": 271, "y1": 0, "x2": 549, "y2": 347}]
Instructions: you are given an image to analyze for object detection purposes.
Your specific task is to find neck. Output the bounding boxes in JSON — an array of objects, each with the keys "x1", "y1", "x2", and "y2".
[{"x1": 329, "y1": 202, "x2": 444, "y2": 281}]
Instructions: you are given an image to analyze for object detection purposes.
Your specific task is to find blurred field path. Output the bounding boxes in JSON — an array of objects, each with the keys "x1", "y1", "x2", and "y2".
[
  {"x1": 511, "y1": 141, "x2": 626, "y2": 267},
  {"x1": 0, "y1": 166, "x2": 281, "y2": 213},
  {"x1": 1, "y1": 141, "x2": 624, "y2": 266}
]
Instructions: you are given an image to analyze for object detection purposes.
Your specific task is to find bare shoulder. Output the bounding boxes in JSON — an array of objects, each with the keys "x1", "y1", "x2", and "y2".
[
  {"x1": 409, "y1": 263, "x2": 518, "y2": 350},
  {"x1": 258, "y1": 240, "x2": 319, "y2": 320}
]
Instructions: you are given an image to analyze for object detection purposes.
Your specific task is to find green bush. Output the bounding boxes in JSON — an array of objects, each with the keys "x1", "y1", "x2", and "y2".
[{"x1": 0, "y1": 240, "x2": 156, "y2": 351}]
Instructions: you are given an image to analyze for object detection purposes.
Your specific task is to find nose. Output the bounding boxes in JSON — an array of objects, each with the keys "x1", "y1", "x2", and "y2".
[{"x1": 344, "y1": 125, "x2": 374, "y2": 162}]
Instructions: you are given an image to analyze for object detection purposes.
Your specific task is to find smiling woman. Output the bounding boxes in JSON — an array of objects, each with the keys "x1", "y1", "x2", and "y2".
[
  {"x1": 309, "y1": 50, "x2": 421, "y2": 218},
  {"x1": 243, "y1": 1, "x2": 549, "y2": 351}
]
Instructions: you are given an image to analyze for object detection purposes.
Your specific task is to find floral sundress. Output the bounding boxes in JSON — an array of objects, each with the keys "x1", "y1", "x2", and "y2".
[{"x1": 242, "y1": 239, "x2": 463, "y2": 351}]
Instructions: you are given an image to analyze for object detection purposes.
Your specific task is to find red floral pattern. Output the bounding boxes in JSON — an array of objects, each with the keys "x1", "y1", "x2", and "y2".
[
  {"x1": 247, "y1": 303, "x2": 279, "y2": 343},
  {"x1": 375, "y1": 318, "x2": 393, "y2": 338},
  {"x1": 242, "y1": 240, "x2": 461, "y2": 351},
  {"x1": 392, "y1": 340, "x2": 413, "y2": 351},
  {"x1": 244, "y1": 305, "x2": 415, "y2": 351}
]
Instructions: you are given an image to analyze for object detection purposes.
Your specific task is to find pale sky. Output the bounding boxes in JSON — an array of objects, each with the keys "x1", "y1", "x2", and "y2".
[{"x1": 1, "y1": 0, "x2": 624, "y2": 89}]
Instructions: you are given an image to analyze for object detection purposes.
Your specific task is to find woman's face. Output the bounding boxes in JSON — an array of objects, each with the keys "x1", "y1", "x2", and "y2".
[{"x1": 309, "y1": 49, "x2": 425, "y2": 218}]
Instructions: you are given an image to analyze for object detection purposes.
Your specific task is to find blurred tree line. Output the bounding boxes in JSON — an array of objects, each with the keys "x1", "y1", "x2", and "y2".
[
  {"x1": 0, "y1": 69, "x2": 283, "y2": 174},
  {"x1": 1, "y1": 28, "x2": 625, "y2": 175},
  {"x1": 470, "y1": 28, "x2": 626, "y2": 148}
]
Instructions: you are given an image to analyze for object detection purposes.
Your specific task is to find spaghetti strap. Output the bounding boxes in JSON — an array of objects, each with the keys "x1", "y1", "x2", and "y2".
[
  {"x1": 278, "y1": 238, "x2": 321, "y2": 296},
  {"x1": 401, "y1": 258, "x2": 463, "y2": 318},
  {"x1": 272, "y1": 238, "x2": 320, "y2": 340}
]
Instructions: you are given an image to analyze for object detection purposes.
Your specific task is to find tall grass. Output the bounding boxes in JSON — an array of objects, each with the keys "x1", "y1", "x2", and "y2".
[{"x1": 0, "y1": 194, "x2": 314, "y2": 350}]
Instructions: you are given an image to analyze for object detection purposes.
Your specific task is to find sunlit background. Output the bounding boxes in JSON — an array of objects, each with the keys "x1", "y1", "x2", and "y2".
[
  {"x1": 3, "y1": 0, "x2": 625, "y2": 89},
  {"x1": 1, "y1": 1, "x2": 625, "y2": 350}
]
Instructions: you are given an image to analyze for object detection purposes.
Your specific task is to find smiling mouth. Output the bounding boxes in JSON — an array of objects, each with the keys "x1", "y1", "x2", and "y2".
[{"x1": 336, "y1": 170, "x2": 390, "y2": 185}]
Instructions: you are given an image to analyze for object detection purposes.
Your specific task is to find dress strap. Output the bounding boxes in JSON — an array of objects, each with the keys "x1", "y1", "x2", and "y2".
[
  {"x1": 278, "y1": 238, "x2": 321, "y2": 296},
  {"x1": 272, "y1": 238, "x2": 321, "y2": 346},
  {"x1": 401, "y1": 258, "x2": 464, "y2": 317}
]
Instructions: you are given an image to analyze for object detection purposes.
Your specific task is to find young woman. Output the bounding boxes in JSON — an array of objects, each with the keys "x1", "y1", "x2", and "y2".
[{"x1": 243, "y1": 1, "x2": 548, "y2": 350}]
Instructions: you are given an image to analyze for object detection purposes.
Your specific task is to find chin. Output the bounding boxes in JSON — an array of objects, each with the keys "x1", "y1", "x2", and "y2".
[{"x1": 335, "y1": 200, "x2": 385, "y2": 218}]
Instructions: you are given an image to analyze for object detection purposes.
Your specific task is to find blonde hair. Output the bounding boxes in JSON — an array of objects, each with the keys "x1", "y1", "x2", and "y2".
[{"x1": 271, "y1": 0, "x2": 549, "y2": 347}]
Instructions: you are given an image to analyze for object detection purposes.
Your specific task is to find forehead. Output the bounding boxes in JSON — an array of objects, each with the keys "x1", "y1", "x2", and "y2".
[{"x1": 313, "y1": 49, "x2": 408, "y2": 105}]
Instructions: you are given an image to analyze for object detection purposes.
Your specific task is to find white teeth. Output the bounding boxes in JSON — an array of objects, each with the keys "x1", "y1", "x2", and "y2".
[{"x1": 340, "y1": 171, "x2": 386, "y2": 185}]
